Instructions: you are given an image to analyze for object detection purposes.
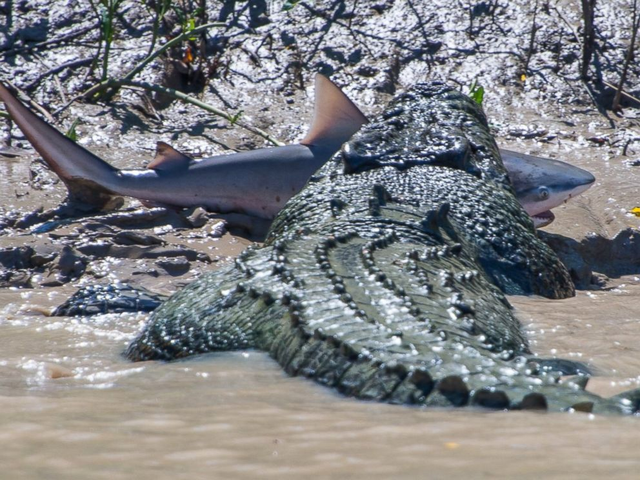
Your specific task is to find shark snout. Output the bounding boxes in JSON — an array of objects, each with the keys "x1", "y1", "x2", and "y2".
[
  {"x1": 572, "y1": 167, "x2": 596, "y2": 189},
  {"x1": 561, "y1": 166, "x2": 595, "y2": 204}
]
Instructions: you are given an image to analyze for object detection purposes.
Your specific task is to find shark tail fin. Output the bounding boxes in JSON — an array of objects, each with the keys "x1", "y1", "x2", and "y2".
[
  {"x1": 0, "y1": 83, "x2": 119, "y2": 207},
  {"x1": 300, "y1": 74, "x2": 368, "y2": 150}
]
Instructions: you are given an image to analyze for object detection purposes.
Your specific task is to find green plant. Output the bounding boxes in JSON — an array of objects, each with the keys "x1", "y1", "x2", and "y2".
[
  {"x1": 144, "y1": 0, "x2": 173, "y2": 55},
  {"x1": 468, "y1": 79, "x2": 485, "y2": 105},
  {"x1": 172, "y1": 4, "x2": 204, "y2": 39},
  {"x1": 283, "y1": 0, "x2": 301, "y2": 11},
  {"x1": 229, "y1": 110, "x2": 243, "y2": 125},
  {"x1": 65, "y1": 119, "x2": 80, "y2": 141},
  {"x1": 91, "y1": 0, "x2": 126, "y2": 82}
]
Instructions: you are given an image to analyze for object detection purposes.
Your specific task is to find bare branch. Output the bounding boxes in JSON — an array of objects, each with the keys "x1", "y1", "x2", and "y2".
[
  {"x1": 113, "y1": 79, "x2": 285, "y2": 146},
  {"x1": 580, "y1": 0, "x2": 597, "y2": 80},
  {"x1": 612, "y1": 0, "x2": 640, "y2": 111}
]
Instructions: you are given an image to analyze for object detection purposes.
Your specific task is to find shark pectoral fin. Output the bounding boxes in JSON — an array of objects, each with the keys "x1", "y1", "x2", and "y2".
[
  {"x1": 300, "y1": 74, "x2": 368, "y2": 150},
  {"x1": 148, "y1": 141, "x2": 193, "y2": 171}
]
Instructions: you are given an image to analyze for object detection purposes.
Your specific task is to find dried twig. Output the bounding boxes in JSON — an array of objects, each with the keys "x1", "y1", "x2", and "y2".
[
  {"x1": 552, "y1": 5, "x2": 581, "y2": 45},
  {"x1": 523, "y1": 0, "x2": 540, "y2": 74},
  {"x1": 552, "y1": 4, "x2": 614, "y2": 122},
  {"x1": 112, "y1": 79, "x2": 284, "y2": 146},
  {"x1": 604, "y1": 81, "x2": 640, "y2": 107},
  {"x1": 612, "y1": 0, "x2": 640, "y2": 111},
  {"x1": 0, "y1": 23, "x2": 98, "y2": 57},
  {"x1": 22, "y1": 58, "x2": 93, "y2": 91},
  {"x1": 580, "y1": 0, "x2": 597, "y2": 80}
]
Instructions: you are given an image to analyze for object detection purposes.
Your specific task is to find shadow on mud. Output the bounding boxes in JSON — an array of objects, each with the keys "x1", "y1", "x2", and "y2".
[{"x1": 540, "y1": 228, "x2": 640, "y2": 289}]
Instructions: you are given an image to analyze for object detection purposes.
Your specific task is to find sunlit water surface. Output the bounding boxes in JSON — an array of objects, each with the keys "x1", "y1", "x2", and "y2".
[
  {"x1": 2, "y1": 133, "x2": 640, "y2": 479},
  {"x1": 1, "y1": 283, "x2": 639, "y2": 479}
]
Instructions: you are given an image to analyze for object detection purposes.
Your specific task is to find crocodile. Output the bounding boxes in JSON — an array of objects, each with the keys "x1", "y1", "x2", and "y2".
[{"x1": 125, "y1": 83, "x2": 640, "y2": 414}]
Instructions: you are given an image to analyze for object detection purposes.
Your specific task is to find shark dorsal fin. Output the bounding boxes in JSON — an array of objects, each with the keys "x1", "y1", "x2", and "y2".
[
  {"x1": 300, "y1": 74, "x2": 368, "y2": 149},
  {"x1": 148, "y1": 142, "x2": 192, "y2": 171}
]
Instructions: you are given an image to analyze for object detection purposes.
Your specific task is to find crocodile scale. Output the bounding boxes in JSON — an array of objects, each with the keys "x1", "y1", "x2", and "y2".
[{"x1": 126, "y1": 83, "x2": 640, "y2": 414}]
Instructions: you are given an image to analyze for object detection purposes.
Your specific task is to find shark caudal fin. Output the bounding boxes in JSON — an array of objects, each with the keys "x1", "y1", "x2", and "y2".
[
  {"x1": 300, "y1": 74, "x2": 368, "y2": 151},
  {"x1": 0, "y1": 83, "x2": 120, "y2": 208}
]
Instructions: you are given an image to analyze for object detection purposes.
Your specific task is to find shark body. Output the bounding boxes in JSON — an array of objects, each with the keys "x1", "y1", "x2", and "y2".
[
  {"x1": 0, "y1": 75, "x2": 367, "y2": 223},
  {"x1": 0, "y1": 77, "x2": 594, "y2": 229}
]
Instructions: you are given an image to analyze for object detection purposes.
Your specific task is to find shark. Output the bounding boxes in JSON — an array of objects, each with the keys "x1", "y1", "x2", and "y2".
[
  {"x1": 0, "y1": 75, "x2": 368, "y2": 224},
  {"x1": 500, "y1": 149, "x2": 595, "y2": 228},
  {"x1": 0, "y1": 76, "x2": 594, "y2": 230}
]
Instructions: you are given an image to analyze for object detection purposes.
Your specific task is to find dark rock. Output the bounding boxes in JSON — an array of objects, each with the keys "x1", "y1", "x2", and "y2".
[
  {"x1": 280, "y1": 31, "x2": 296, "y2": 47},
  {"x1": 184, "y1": 207, "x2": 209, "y2": 228},
  {"x1": 313, "y1": 61, "x2": 335, "y2": 77},
  {"x1": 98, "y1": 208, "x2": 190, "y2": 229},
  {"x1": 248, "y1": 0, "x2": 270, "y2": 28},
  {"x1": 13, "y1": 207, "x2": 45, "y2": 229},
  {"x1": 322, "y1": 47, "x2": 347, "y2": 64},
  {"x1": 76, "y1": 242, "x2": 113, "y2": 258},
  {"x1": 106, "y1": 245, "x2": 210, "y2": 262},
  {"x1": 0, "y1": 269, "x2": 32, "y2": 288},
  {"x1": 371, "y1": 1, "x2": 394, "y2": 13},
  {"x1": 156, "y1": 257, "x2": 191, "y2": 276},
  {"x1": 49, "y1": 230, "x2": 80, "y2": 239},
  {"x1": 113, "y1": 231, "x2": 165, "y2": 246},
  {"x1": 539, "y1": 232, "x2": 593, "y2": 288},
  {"x1": 356, "y1": 65, "x2": 378, "y2": 77},
  {"x1": 0, "y1": 246, "x2": 34, "y2": 269},
  {"x1": 42, "y1": 246, "x2": 86, "y2": 285},
  {"x1": 53, "y1": 283, "x2": 168, "y2": 316},
  {"x1": 30, "y1": 250, "x2": 57, "y2": 267},
  {"x1": 347, "y1": 49, "x2": 363, "y2": 65},
  {"x1": 541, "y1": 228, "x2": 640, "y2": 288},
  {"x1": 15, "y1": 19, "x2": 49, "y2": 43},
  {"x1": 79, "y1": 223, "x2": 117, "y2": 234}
]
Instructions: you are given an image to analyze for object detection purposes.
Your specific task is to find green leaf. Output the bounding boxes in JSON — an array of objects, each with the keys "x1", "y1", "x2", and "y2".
[
  {"x1": 186, "y1": 17, "x2": 198, "y2": 41},
  {"x1": 468, "y1": 79, "x2": 485, "y2": 106},
  {"x1": 229, "y1": 110, "x2": 243, "y2": 125},
  {"x1": 470, "y1": 85, "x2": 484, "y2": 105},
  {"x1": 65, "y1": 119, "x2": 80, "y2": 141},
  {"x1": 282, "y1": 0, "x2": 301, "y2": 11}
]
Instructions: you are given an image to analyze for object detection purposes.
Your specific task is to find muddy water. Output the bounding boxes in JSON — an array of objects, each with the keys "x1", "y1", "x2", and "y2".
[
  {"x1": 0, "y1": 280, "x2": 639, "y2": 479},
  {"x1": 2, "y1": 148, "x2": 640, "y2": 479},
  {"x1": 3, "y1": 116, "x2": 640, "y2": 479},
  {"x1": 2, "y1": 138, "x2": 640, "y2": 479}
]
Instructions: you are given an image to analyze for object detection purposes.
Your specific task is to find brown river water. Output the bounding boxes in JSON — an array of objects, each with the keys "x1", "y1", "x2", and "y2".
[{"x1": 1, "y1": 143, "x2": 640, "y2": 479}]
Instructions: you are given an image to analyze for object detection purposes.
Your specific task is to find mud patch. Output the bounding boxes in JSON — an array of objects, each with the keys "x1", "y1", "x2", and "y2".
[{"x1": 541, "y1": 228, "x2": 640, "y2": 289}]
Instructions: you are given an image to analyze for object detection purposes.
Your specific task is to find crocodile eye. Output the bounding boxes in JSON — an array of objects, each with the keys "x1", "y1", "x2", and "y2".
[{"x1": 538, "y1": 187, "x2": 550, "y2": 201}]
